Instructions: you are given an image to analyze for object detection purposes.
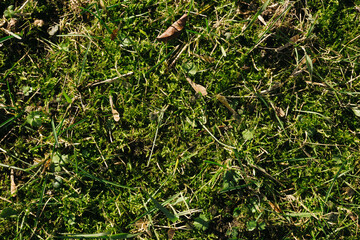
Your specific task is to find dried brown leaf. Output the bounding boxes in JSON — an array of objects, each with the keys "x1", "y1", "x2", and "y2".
[
  {"x1": 167, "y1": 228, "x2": 176, "y2": 240},
  {"x1": 275, "y1": 106, "x2": 285, "y2": 118},
  {"x1": 41, "y1": 154, "x2": 52, "y2": 175},
  {"x1": 10, "y1": 169, "x2": 16, "y2": 196},
  {"x1": 216, "y1": 94, "x2": 241, "y2": 120},
  {"x1": 346, "y1": 209, "x2": 360, "y2": 228},
  {"x1": 99, "y1": 0, "x2": 106, "y2": 11},
  {"x1": 216, "y1": 94, "x2": 235, "y2": 114},
  {"x1": 109, "y1": 95, "x2": 120, "y2": 122},
  {"x1": 156, "y1": 14, "x2": 188, "y2": 42},
  {"x1": 186, "y1": 77, "x2": 207, "y2": 96},
  {"x1": 110, "y1": 28, "x2": 119, "y2": 41},
  {"x1": 132, "y1": 218, "x2": 150, "y2": 234},
  {"x1": 290, "y1": 34, "x2": 300, "y2": 42},
  {"x1": 112, "y1": 109, "x2": 120, "y2": 122}
]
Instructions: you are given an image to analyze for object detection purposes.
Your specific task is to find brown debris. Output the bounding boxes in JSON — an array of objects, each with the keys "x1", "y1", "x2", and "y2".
[
  {"x1": 156, "y1": 14, "x2": 188, "y2": 42},
  {"x1": 186, "y1": 77, "x2": 207, "y2": 96}
]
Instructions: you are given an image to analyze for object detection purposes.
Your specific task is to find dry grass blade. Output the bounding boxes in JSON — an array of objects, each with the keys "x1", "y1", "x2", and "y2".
[
  {"x1": 191, "y1": 52, "x2": 215, "y2": 63},
  {"x1": 88, "y1": 72, "x2": 134, "y2": 87},
  {"x1": 156, "y1": 14, "x2": 188, "y2": 42},
  {"x1": 186, "y1": 77, "x2": 207, "y2": 96},
  {"x1": 268, "y1": 201, "x2": 282, "y2": 213}
]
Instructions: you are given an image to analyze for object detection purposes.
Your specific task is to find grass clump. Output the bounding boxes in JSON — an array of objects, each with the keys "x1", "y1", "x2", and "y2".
[{"x1": 1, "y1": 0, "x2": 360, "y2": 239}]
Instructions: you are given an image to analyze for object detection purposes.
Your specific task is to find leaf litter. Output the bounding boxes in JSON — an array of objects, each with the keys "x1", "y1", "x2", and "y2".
[
  {"x1": 186, "y1": 76, "x2": 207, "y2": 96},
  {"x1": 156, "y1": 14, "x2": 188, "y2": 42}
]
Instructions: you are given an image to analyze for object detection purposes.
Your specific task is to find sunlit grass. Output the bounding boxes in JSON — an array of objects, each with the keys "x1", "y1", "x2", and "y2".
[{"x1": 1, "y1": 0, "x2": 359, "y2": 239}]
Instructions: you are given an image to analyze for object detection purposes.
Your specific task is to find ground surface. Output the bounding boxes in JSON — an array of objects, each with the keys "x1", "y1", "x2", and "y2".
[{"x1": 1, "y1": 0, "x2": 360, "y2": 239}]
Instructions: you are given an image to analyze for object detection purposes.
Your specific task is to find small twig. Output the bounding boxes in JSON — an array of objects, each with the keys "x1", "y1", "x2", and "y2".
[
  {"x1": 186, "y1": 10, "x2": 208, "y2": 17},
  {"x1": 89, "y1": 72, "x2": 134, "y2": 87},
  {"x1": 109, "y1": 94, "x2": 120, "y2": 122},
  {"x1": 248, "y1": 163, "x2": 286, "y2": 188},
  {"x1": 247, "y1": 33, "x2": 274, "y2": 55}
]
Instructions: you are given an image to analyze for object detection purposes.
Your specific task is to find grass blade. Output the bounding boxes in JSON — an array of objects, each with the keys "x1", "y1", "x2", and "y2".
[
  {"x1": 78, "y1": 40, "x2": 92, "y2": 85},
  {"x1": 305, "y1": 53, "x2": 313, "y2": 78},
  {"x1": 0, "y1": 35, "x2": 13, "y2": 44},
  {"x1": 51, "y1": 118, "x2": 59, "y2": 148},
  {"x1": 57, "y1": 232, "x2": 140, "y2": 239},
  {"x1": 77, "y1": 166, "x2": 136, "y2": 190},
  {"x1": 241, "y1": 0, "x2": 270, "y2": 34},
  {"x1": 149, "y1": 195, "x2": 179, "y2": 223}
]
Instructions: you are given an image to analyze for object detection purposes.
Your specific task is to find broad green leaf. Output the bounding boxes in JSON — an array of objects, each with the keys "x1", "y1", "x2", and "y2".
[
  {"x1": 246, "y1": 220, "x2": 257, "y2": 231},
  {"x1": 352, "y1": 107, "x2": 360, "y2": 117},
  {"x1": 258, "y1": 222, "x2": 266, "y2": 230},
  {"x1": 193, "y1": 214, "x2": 209, "y2": 231},
  {"x1": 0, "y1": 207, "x2": 17, "y2": 218},
  {"x1": 26, "y1": 112, "x2": 42, "y2": 127},
  {"x1": 22, "y1": 86, "x2": 33, "y2": 96},
  {"x1": 242, "y1": 129, "x2": 254, "y2": 141},
  {"x1": 62, "y1": 90, "x2": 72, "y2": 104}
]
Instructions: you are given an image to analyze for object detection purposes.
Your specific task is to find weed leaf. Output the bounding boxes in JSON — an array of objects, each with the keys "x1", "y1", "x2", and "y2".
[
  {"x1": 193, "y1": 214, "x2": 209, "y2": 231},
  {"x1": 246, "y1": 220, "x2": 257, "y2": 231},
  {"x1": 0, "y1": 207, "x2": 17, "y2": 218},
  {"x1": 242, "y1": 129, "x2": 254, "y2": 141},
  {"x1": 351, "y1": 107, "x2": 360, "y2": 117}
]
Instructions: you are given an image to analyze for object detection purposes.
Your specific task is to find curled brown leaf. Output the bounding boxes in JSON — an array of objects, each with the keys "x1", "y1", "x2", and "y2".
[
  {"x1": 216, "y1": 94, "x2": 235, "y2": 114},
  {"x1": 186, "y1": 77, "x2": 207, "y2": 96},
  {"x1": 216, "y1": 94, "x2": 241, "y2": 120},
  {"x1": 167, "y1": 228, "x2": 176, "y2": 240},
  {"x1": 110, "y1": 28, "x2": 119, "y2": 41},
  {"x1": 156, "y1": 14, "x2": 188, "y2": 42},
  {"x1": 109, "y1": 95, "x2": 120, "y2": 122}
]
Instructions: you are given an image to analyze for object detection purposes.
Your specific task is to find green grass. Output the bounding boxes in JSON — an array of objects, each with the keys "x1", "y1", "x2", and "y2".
[{"x1": 1, "y1": 0, "x2": 360, "y2": 239}]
